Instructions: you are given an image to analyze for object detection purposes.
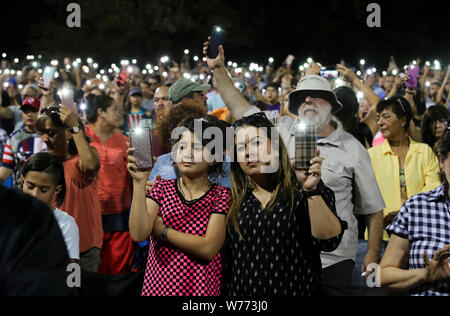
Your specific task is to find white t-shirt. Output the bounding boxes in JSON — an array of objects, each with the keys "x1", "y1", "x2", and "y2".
[{"x1": 54, "y1": 208, "x2": 80, "y2": 260}]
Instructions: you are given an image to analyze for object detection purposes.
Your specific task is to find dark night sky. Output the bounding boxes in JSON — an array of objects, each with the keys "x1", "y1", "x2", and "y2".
[{"x1": 1, "y1": 0, "x2": 449, "y2": 69}]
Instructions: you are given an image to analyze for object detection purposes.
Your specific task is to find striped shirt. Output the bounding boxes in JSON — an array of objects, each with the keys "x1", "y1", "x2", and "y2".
[{"x1": 1, "y1": 127, "x2": 47, "y2": 186}]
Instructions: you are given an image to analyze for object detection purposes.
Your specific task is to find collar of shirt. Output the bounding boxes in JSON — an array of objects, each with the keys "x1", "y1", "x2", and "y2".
[
  {"x1": 289, "y1": 120, "x2": 341, "y2": 147},
  {"x1": 426, "y1": 183, "x2": 448, "y2": 202},
  {"x1": 381, "y1": 137, "x2": 424, "y2": 156}
]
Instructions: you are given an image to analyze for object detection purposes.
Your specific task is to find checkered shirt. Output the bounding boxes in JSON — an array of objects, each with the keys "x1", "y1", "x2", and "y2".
[
  {"x1": 387, "y1": 184, "x2": 450, "y2": 296},
  {"x1": 142, "y1": 179, "x2": 230, "y2": 296}
]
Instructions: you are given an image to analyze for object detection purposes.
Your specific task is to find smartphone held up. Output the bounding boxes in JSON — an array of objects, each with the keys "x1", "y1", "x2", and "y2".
[
  {"x1": 130, "y1": 128, "x2": 153, "y2": 171},
  {"x1": 295, "y1": 123, "x2": 317, "y2": 170},
  {"x1": 207, "y1": 25, "x2": 226, "y2": 59}
]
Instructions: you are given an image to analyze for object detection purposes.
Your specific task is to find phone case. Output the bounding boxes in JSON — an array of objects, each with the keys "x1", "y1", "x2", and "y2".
[
  {"x1": 43, "y1": 67, "x2": 56, "y2": 89},
  {"x1": 295, "y1": 124, "x2": 317, "y2": 170},
  {"x1": 207, "y1": 26, "x2": 226, "y2": 59},
  {"x1": 130, "y1": 128, "x2": 153, "y2": 171},
  {"x1": 60, "y1": 89, "x2": 76, "y2": 112},
  {"x1": 405, "y1": 66, "x2": 419, "y2": 89}
]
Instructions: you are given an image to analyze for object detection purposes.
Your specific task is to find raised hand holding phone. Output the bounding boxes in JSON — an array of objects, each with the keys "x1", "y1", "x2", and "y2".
[
  {"x1": 130, "y1": 128, "x2": 154, "y2": 172},
  {"x1": 203, "y1": 36, "x2": 225, "y2": 70},
  {"x1": 207, "y1": 25, "x2": 226, "y2": 59}
]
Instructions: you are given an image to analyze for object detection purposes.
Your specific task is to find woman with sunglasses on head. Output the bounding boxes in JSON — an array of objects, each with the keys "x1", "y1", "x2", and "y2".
[
  {"x1": 36, "y1": 103, "x2": 102, "y2": 272},
  {"x1": 379, "y1": 131, "x2": 450, "y2": 296},
  {"x1": 225, "y1": 113, "x2": 346, "y2": 296},
  {"x1": 367, "y1": 97, "x2": 441, "y2": 244},
  {"x1": 420, "y1": 105, "x2": 449, "y2": 155}
]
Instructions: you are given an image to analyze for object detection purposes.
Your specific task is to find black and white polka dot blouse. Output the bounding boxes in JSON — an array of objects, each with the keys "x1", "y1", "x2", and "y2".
[{"x1": 224, "y1": 173, "x2": 346, "y2": 296}]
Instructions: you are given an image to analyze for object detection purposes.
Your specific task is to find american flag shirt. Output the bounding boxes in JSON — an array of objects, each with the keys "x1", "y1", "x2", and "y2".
[{"x1": 2, "y1": 127, "x2": 47, "y2": 187}]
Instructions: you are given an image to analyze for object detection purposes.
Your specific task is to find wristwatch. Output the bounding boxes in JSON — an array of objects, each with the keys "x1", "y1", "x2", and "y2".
[
  {"x1": 161, "y1": 226, "x2": 169, "y2": 241},
  {"x1": 70, "y1": 126, "x2": 81, "y2": 134}
]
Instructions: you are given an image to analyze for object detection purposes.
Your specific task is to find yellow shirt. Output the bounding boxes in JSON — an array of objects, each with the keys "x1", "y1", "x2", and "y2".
[{"x1": 367, "y1": 138, "x2": 441, "y2": 240}]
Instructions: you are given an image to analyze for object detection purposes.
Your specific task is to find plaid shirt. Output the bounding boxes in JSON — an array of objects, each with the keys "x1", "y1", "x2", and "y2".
[{"x1": 387, "y1": 184, "x2": 450, "y2": 296}]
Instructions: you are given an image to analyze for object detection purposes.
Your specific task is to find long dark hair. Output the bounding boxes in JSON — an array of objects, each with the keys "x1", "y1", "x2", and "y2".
[
  {"x1": 421, "y1": 105, "x2": 449, "y2": 152},
  {"x1": 228, "y1": 113, "x2": 294, "y2": 239},
  {"x1": 171, "y1": 116, "x2": 229, "y2": 182},
  {"x1": 21, "y1": 152, "x2": 66, "y2": 206},
  {"x1": 86, "y1": 94, "x2": 115, "y2": 124}
]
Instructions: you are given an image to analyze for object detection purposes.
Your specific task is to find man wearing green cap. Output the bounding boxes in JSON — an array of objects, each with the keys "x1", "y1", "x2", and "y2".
[{"x1": 168, "y1": 78, "x2": 210, "y2": 110}]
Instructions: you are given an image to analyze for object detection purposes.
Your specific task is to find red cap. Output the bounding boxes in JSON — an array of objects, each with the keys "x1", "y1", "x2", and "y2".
[{"x1": 21, "y1": 97, "x2": 41, "y2": 111}]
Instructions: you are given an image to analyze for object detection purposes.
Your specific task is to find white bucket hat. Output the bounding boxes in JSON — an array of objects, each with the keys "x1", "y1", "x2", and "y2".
[{"x1": 288, "y1": 75, "x2": 343, "y2": 114}]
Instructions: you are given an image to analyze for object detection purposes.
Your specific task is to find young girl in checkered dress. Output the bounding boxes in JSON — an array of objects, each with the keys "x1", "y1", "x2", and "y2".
[{"x1": 127, "y1": 117, "x2": 230, "y2": 296}]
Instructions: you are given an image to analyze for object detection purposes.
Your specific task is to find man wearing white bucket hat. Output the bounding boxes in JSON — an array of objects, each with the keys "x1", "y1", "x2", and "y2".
[{"x1": 204, "y1": 41, "x2": 385, "y2": 295}]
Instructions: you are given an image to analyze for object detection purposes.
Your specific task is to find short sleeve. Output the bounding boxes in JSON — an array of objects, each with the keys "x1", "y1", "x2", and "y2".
[
  {"x1": 146, "y1": 179, "x2": 165, "y2": 206},
  {"x1": 211, "y1": 186, "x2": 231, "y2": 215},
  {"x1": 352, "y1": 145, "x2": 386, "y2": 215},
  {"x1": 386, "y1": 203, "x2": 410, "y2": 238},
  {"x1": 63, "y1": 217, "x2": 80, "y2": 260},
  {"x1": 1, "y1": 138, "x2": 15, "y2": 169}
]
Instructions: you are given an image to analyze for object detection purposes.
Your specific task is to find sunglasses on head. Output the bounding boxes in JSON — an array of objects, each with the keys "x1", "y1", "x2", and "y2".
[
  {"x1": 232, "y1": 112, "x2": 273, "y2": 129},
  {"x1": 38, "y1": 129, "x2": 58, "y2": 138}
]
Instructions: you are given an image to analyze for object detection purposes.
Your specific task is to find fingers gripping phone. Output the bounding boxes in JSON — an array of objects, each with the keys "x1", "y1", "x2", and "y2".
[
  {"x1": 295, "y1": 124, "x2": 317, "y2": 170},
  {"x1": 207, "y1": 25, "x2": 226, "y2": 58},
  {"x1": 130, "y1": 128, "x2": 154, "y2": 171}
]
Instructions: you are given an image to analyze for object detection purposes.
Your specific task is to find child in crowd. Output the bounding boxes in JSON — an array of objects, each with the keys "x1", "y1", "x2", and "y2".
[
  {"x1": 127, "y1": 117, "x2": 230, "y2": 296},
  {"x1": 21, "y1": 152, "x2": 79, "y2": 261}
]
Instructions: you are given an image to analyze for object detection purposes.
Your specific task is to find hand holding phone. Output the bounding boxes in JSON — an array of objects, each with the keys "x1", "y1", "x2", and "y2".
[
  {"x1": 295, "y1": 124, "x2": 317, "y2": 170},
  {"x1": 130, "y1": 128, "x2": 154, "y2": 171},
  {"x1": 59, "y1": 88, "x2": 76, "y2": 112},
  {"x1": 405, "y1": 66, "x2": 419, "y2": 89},
  {"x1": 207, "y1": 25, "x2": 226, "y2": 59}
]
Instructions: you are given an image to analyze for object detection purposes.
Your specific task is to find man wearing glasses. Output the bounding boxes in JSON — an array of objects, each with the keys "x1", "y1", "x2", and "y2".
[{"x1": 0, "y1": 97, "x2": 46, "y2": 187}]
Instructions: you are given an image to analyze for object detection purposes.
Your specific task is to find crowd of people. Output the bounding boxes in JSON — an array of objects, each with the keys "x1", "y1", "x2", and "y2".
[{"x1": 0, "y1": 39, "x2": 449, "y2": 296}]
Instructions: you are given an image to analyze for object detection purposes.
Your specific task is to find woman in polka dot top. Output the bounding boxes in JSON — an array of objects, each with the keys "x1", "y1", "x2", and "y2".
[
  {"x1": 225, "y1": 113, "x2": 346, "y2": 296},
  {"x1": 127, "y1": 117, "x2": 231, "y2": 296}
]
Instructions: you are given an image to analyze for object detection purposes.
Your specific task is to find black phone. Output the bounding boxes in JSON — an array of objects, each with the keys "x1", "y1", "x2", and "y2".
[
  {"x1": 295, "y1": 124, "x2": 317, "y2": 170},
  {"x1": 207, "y1": 25, "x2": 226, "y2": 59},
  {"x1": 130, "y1": 128, "x2": 153, "y2": 171}
]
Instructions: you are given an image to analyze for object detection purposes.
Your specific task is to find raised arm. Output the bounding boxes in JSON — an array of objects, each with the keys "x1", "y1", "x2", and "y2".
[
  {"x1": 436, "y1": 69, "x2": 449, "y2": 105},
  {"x1": 127, "y1": 148, "x2": 158, "y2": 242},
  {"x1": 58, "y1": 105, "x2": 100, "y2": 176},
  {"x1": 337, "y1": 64, "x2": 381, "y2": 137},
  {"x1": 203, "y1": 39, "x2": 250, "y2": 120}
]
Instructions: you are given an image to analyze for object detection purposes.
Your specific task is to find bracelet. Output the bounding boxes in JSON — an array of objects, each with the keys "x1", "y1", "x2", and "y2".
[
  {"x1": 304, "y1": 188, "x2": 320, "y2": 198},
  {"x1": 160, "y1": 226, "x2": 169, "y2": 241}
]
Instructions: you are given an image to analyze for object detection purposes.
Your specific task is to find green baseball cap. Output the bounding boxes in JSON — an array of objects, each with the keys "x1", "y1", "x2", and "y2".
[{"x1": 168, "y1": 79, "x2": 211, "y2": 103}]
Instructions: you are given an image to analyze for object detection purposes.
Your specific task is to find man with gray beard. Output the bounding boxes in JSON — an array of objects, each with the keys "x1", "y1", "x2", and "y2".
[{"x1": 204, "y1": 41, "x2": 385, "y2": 295}]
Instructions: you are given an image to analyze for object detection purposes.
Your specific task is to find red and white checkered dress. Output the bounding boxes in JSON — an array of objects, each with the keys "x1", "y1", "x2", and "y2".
[{"x1": 142, "y1": 179, "x2": 230, "y2": 296}]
